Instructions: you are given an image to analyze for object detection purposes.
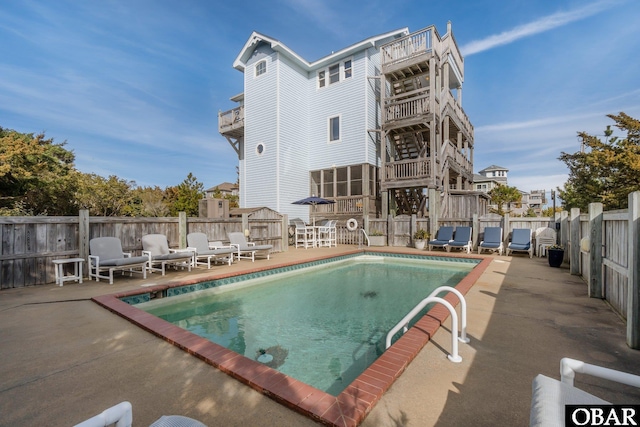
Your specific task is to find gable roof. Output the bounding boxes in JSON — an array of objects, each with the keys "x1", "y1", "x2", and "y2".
[
  {"x1": 478, "y1": 165, "x2": 509, "y2": 173},
  {"x1": 233, "y1": 28, "x2": 409, "y2": 73}
]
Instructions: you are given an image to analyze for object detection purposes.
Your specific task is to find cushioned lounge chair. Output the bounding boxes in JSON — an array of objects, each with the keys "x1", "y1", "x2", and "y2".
[
  {"x1": 506, "y1": 228, "x2": 533, "y2": 258},
  {"x1": 89, "y1": 237, "x2": 148, "y2": 284},
  {"x1": 427, "y1": 226, "x2": 454, "y2": 251},
  {"x1": 141, "y1": 234, "x2": 193, "y2": 276},
  {"x1": 530, "y1": 358, "x2": 640, "y2": 427},
  {"x1": 228, "y1": 232, "x2": 272, "y2": 261},
  {"x1": 186, "y1": 232, "x2": 235, "y2": 268},
  {"x1": 446, "y1": 226, "x2": 473, "y2": 253},
  {"x1": 478, "y1": 227, "x2": 503, "y2": 255}
]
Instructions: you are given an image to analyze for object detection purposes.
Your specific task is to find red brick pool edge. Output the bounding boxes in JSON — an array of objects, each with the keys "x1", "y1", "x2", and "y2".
[{"x1": 92, "y1": 252, "x2": 492, "y2": 427}]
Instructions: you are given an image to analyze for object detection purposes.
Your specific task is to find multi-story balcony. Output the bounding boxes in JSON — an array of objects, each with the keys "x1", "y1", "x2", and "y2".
[{"x1": 218, "y1": 105, "x2": 244, "y2": 138}]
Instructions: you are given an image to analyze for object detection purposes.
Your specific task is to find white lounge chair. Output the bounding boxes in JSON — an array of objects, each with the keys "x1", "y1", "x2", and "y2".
[
  {"x1": 446, "y1": 226, "x2": 473, "y2": 253},
  {"x1": 428, "y1": 226, "x2": 454, "y2": 251},
  {"x1": 478, "y1": 227, "x2": 503, "y2": 255},
  {"x1": 141, "y1": 234, "x2": 193, "y2": 276},
  {"x1": 74, "y1": 401, "x2": 207, "y2": 427},
  {"x1": 506, "y1": 228, "x2": 533, "y2": 258},
  {"x1": 89, "y1": 237, "x2": 148, "y2": 284},
  {"x1": 228, "y1": 232, "x2": 272, "y2": 261},
  {"x1": 530, "y1": 358, "x2": 640, "y2": 427},
  {"x1": 186, "y1": 232, "x2": 235, "y2": 268}
]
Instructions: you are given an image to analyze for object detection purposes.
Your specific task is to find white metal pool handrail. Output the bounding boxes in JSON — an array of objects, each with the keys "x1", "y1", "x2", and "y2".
[
  {"x1": 385, "y1": 296, "x2": 462, "y2": 363},
  {"x1": 428, "y1": 286, "x2": 469, "y2": 343},
  {"x1": 361, "y1": 229, "x2": 370, "y2": 247}
]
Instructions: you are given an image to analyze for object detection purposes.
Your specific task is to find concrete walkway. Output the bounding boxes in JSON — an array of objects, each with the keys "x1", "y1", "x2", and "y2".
[{"x1": 1, "y1": 247, "x2": 639, "y2": 426}]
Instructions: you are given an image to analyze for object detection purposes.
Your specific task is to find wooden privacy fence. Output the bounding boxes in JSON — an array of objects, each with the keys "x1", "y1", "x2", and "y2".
[
  {"x1": 567, "y1": 192, "x2": 640, "y2": 349},
  {"x1": 1, "y1": 210, "x2": 287, "y2": 289}
]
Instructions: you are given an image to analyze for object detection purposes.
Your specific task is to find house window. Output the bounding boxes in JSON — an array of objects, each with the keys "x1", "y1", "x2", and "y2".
[
  {"x1": 329, "y1": 116, "x2": 340, "y2": 142},
  {"x1": 344, "y1": 60, "x2": 352, "y2": 79},
  {"x1": 255, "y1": 60, "x2": 266, "y2": 77},
  {"x1": 318, "y1": 70, "x2": 326, "y2": 88},
  {"x1": 329, "y1": 64, "x2": 340, "y2": 84},
  {"x1": 336, "y1": 167, "x2": 348, "y2": 197},
  {"x1": 350, "y1": 165, "x2": 362, "y2": 196},
  {"x1": 323, "y1": 169, "x2": 334, "y2": 197}
]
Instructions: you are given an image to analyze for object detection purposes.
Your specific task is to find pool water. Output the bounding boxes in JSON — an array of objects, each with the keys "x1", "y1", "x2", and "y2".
[{"x1": 137, "y1": 256, "x2": 474, "y2": 395}]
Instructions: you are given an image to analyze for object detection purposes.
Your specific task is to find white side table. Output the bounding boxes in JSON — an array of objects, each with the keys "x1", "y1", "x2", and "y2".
[{"x1": 52, "y1": 258, "x2": 85, "y2": 286}]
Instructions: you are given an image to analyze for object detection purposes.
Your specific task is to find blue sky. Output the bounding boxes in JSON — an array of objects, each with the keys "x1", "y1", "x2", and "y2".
[{"x1": 1, "y1": 0, "x2": 639, "y2": 199}]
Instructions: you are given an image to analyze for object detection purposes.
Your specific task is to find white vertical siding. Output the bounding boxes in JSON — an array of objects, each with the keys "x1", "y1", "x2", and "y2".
[{"x1": 244, "y1": 46, "x2": 278, "y2": 210}]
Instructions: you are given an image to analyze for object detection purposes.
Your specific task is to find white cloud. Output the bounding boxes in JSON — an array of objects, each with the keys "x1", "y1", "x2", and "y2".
[{"x1": 461, "y1": 0, "x2": 621, "y2": 56}]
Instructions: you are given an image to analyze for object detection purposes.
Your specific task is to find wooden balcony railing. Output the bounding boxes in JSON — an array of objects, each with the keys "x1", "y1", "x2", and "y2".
[
  {"x1": 441, "y1": 91, "x2": 473, "y2": 137},
  {"x1": 312, "y1": 196, "x2": 376, "y2": 215},
  {"x1": 218, "y1": 105, "x2": 244, "y2": 134},
  {"x1": 383, "y1": 92, "x2": 431, "y2": 123},
  {"x1": 384, "y1": 158, "x2": 431, "y2": 181},
  {"x1": 381, "y1": 27, "x2": 433, "y2": 68}
]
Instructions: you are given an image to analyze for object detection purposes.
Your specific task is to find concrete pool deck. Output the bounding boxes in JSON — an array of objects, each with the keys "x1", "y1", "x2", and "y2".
[{"x1": 1, "y1": 246, "x2": 639, "y2": 426}]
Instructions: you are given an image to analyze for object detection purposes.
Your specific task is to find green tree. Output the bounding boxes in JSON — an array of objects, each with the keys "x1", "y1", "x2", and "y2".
[
  {"x1": 488, "y1": 185, "x2": 522, "y2": 215},
  {"x1": 75, "y1": 174, "x2": 136, "y2": 216},
  {"x1": 133, "y1": 186, "x2": 170, "y2": 217},
  {"x1": 0, "y1": 127, "x2": 78, "y2": 215},
  {"x1": 167, "y1": 173, "x2": 204, "y2": 216},
  {"x1": 558, "y1": 112, "x2": 640, "y2": 210}
]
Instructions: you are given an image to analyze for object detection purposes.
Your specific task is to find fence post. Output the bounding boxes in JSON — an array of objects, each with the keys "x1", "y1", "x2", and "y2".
[
  {"x1": 428, "y1": 188, "x2": 439, "y2": 240},
  {"x1": 79, "y1": 209, "x2": 90, "y2": 276},
  {"x1": 472, "y1": 213, "x2": 479, "y2": 251},
  {"x1": 503, "y1": 213, "x2": 510, "y2": 248},
  {"x1": 387, "y1": 215, "x2": 394, "y2": 247},
  {"x1": 282, "y1": 214, "x2": 289, "y2": 251},
  {"x1": 588, "y1": 203, "x2": 603, "y2": 298},
  {"x1": 411, "y1": 214, "x2": 417, "y2": 245},
  {"x1": 178, "y1": 212, "x2": 187, "y2": 249},
  {"x1": 627, "y1": 191, "x2": 640, "y2": 349},
  {"x1": 560, "y1": 211, "x2": 569, "y2": 263},
  {"x1": 570, "y1": 208, "x2": 581, "y2": 275}
]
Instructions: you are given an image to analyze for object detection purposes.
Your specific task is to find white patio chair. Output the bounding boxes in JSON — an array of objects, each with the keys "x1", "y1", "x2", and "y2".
[
  {"x1": 228, "y1": 232, "x2": 272, "y2": 261},
  {"x1": 89, "y1": 237, "x2": 148, "y2": 284},
  {"x1": 186, "y1": 232, "x2": 235, "y2": 268},
  {"x1": 142, "y1": 234, "x2": 193, "y2": 275}
]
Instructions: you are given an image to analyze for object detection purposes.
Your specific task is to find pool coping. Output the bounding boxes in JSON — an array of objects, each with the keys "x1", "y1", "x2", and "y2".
[{"x1": 92, "y1": 249, "x2": 492, "y2": 427}]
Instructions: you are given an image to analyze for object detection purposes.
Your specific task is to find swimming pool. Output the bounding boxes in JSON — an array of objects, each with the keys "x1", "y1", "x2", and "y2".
[
  {"x1": 135, "y1": 255, "x2": 475, "y2": 396},
  {"x1": 93, "y1": 250, "x2": 490, "y2": 427}
]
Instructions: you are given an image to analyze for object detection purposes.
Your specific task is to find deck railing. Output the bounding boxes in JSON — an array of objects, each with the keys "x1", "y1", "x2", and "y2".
[
  {"x1": 384, "y1": 158, "x2": 431, "y2": 181},
  {"x1": 381, "y1": 27, "x2": 433, "y2": 68},
  {"x1": 218, "y1": 105, "x2": 244, "y2": 134},
  {"x1": 383, "y1": 91, "x2": 431, "y2": 123}
]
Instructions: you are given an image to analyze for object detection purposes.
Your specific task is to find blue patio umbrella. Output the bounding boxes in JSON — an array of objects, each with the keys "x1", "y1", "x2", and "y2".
[{"x1": 291, "y1": 196, "x2": 335, "y2": 225}]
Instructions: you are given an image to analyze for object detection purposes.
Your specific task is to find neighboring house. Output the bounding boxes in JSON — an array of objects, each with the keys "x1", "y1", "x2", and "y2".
[
  {"x1": 205, "y1": 182, "x2": 238, "y2": 198},
  {"x1": 219, "y1": 23, "x2": 475, "y2": 223},
  {"x1": 474, "y1": 165, "x2": 547, "y2": 216}
]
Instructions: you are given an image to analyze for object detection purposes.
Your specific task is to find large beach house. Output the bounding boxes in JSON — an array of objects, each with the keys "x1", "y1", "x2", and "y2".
[{"x1": 219, "y1": 23, "x2": 480, "y2": 224}]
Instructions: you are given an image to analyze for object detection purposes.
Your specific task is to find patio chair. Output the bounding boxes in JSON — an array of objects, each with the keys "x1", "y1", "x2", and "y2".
[
  {"x1": 186, "y1": 232, "x2": 235, "y2": 268},
  {"x1": 228, "y1": 232, "x2": 272, "y2": 261},
  {"x1": 293, "y1": 219, "x2": 314, "y2": 249},
  {"x1": 74, "y1": 400, "x2": 207, "y2": 427},
  {"x1": 530, "y1": 358, "x2": 640, "y2": 427},
  {"x1": 446, "y1": 226, "x2": 473, "y2": 253},
  {"x1": 478, "y1": 227, "x2": 504, "y2": 255},
  {"x1": 427, "y1": 226, "x2": 454, "y2": 251},
  {"x1": 317, "y1": 220, "x2": 337, "y2": 247},
  {"x1": 89, "y1": 237, "x2": 149, "y2": 284},
  {"x1": 535, "y1": 227, "x2": 556, "y2": 257},
  {"x1": 141, "y1": 234, "x2": 193, "y2": 276},
  {"x1": 506, "y1": 228, "x2": 533, "y2": 258}
]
